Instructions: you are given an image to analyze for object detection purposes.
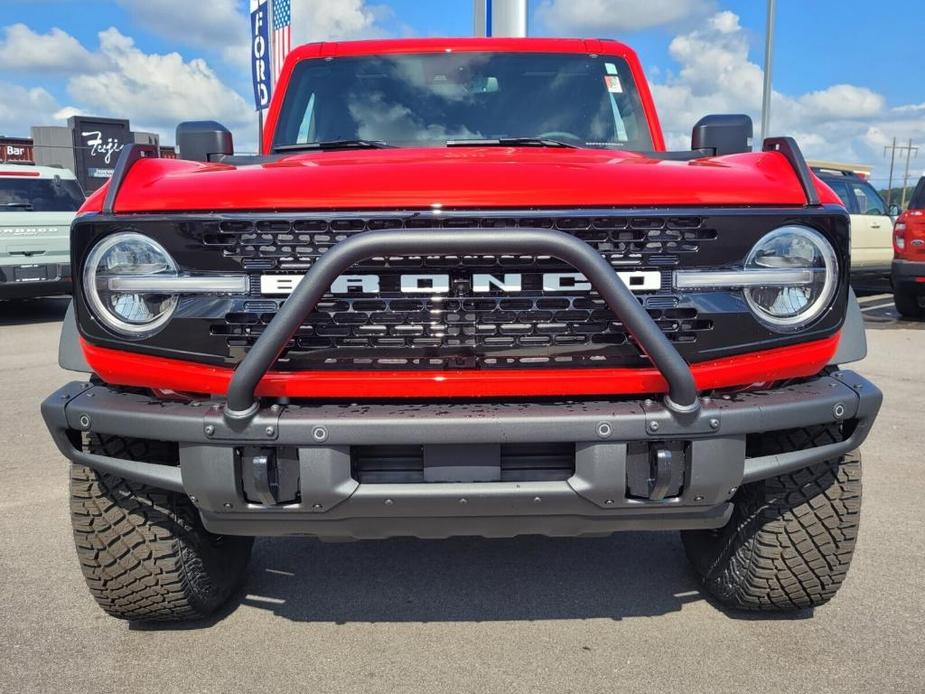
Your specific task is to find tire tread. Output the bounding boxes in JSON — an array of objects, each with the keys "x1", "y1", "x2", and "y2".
[
  {"x1": 69, "y1": 434, "x2": 252, "y2": 622},
  {"x1": 683, "y1": 425, "x2": 861, "y2": 611}
]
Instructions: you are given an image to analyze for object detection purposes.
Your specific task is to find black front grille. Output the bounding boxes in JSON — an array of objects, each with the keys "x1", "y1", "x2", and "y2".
[
  {"x1": 215, "y1": 296, "x2": 712, "y2": 369},
  {"x1": 207, "y1": 213, "x2": 715, "y2": 370},
  {"x1": 216, "y1": 214, "x2": 717, "y2": 271},
  {"x1": 72, "y1": 207, "x2": 850, "y2": 373}
]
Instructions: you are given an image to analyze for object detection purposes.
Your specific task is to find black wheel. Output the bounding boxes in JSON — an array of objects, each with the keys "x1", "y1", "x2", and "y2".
[
  {"x1": 682, "y1": 427, "x2": 861, "y2": 612},
  {"x1": 894, "y1": 288, "x2": 925, "y2": 319},
  {"x1": 69, "y1": 434, "x2": 253, "y2": 622}
]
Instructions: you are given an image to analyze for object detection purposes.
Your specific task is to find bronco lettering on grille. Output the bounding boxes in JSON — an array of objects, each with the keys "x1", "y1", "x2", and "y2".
[{"x1": 259, "y1": 271, "x2": 662, "y2": 296}]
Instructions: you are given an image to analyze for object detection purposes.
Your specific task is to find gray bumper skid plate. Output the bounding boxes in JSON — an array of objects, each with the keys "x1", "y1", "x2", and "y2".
[{"x1": 42, "y1": 371, "x2": 880, "y2": 539}]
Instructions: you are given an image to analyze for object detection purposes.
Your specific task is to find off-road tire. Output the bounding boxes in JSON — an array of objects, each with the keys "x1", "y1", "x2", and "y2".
[
  {"x1": 682, "y1": 428, "x2": 861, "y2": 611},
  {"x1": 894, "y1": 288, "x2": 925, "y2": 319},
  {"x1": 70, "y1": 434, "x2": 253, "y2": 622}
]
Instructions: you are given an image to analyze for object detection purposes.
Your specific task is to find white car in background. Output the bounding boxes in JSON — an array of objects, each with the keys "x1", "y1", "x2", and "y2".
[
  {"x1": 812, "y1": 166, "x2": 898, "y2": 282},
  {"x1": 0, "y1": 164, "x2": 83, "y2": 299}
]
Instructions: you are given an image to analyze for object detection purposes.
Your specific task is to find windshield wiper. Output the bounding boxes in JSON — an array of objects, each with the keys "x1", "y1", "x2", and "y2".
[
  {"x1": 446, "y1": 137, "x2": 579, "y2": 149},
  {"x1": 274, "y1": 139, "x2": 395, "y2": 152},
  {"x1": 1, "y1": 202, "x2": 33, "y2": 211}
]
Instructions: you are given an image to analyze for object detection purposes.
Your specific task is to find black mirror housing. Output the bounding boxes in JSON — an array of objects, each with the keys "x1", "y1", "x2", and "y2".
[
  {"x1": 691, "y1": 114, "x2": 753, "y2": 156},
  {"x1": 176, "y1": 121, "x2": 234, "y2": 162}
]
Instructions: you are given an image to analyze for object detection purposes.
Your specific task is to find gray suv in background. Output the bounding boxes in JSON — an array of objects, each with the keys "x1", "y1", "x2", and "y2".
[{"x1": 0, "y1": 164, "x2": 84, "y2": 300}]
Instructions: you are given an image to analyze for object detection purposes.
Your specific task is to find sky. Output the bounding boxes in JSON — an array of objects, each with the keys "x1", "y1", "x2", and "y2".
[{"x1": 0, "y1": 0, "x2": 923, "y2": 185}]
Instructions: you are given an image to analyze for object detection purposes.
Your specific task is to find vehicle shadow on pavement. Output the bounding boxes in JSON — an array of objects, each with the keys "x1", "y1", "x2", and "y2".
[
  {"x1": 127, "y1": 531, "x2": 815, "y2": 631},
  {"x1": 211, "y1": 532, "x2": 811, "y2": 624},
  {"x1": 239, "y1": 533, "x2": 701, "y2": 623},
  {"x1": 856, "y1": 293, "x2": 925, "y2": 330},
  {"x1": 0, "y1": 297, "x2": 70, "y2": 326}
]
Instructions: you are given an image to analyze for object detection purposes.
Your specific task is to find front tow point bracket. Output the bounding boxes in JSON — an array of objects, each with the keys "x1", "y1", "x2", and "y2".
[
  {"x1": 648, "y1": 448, "x2": 674, "y2": 501},
  {"x1": 241, "y1": 447, "x2": 301, "y2": 506},
  {"x1": 203, "y1": 404, "x2": 281, "y2": 441},
  {"x1": 642, "y1": 398, "x2": 716, "y2": 437},
  {"x1": 248, "y1": 452, "x2": 276, "y2": 506}
]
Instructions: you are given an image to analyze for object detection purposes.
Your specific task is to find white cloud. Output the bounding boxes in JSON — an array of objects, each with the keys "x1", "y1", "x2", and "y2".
[
  {"x1": 290, "y1": 0, "x2": 392, "y2": 44},
  {"x1": 0, "y1": 2, "x2": 395, "y2": 145},
  {"x1": 0, "y1": 82, "x2": 66, "y2": 136},
  {"x1": 893, "y1": 103, "x2": 925, "y2": 114},
  {"x1": 0, "y1": 23, "x2": 108, "y2": 73},
  {"x1": 114, "y1": 0, "x2": 392, "y2": 50},
  {"x1": 115, "y1": 0, "x2": 245, "y2": 50},
  {"x1": 66, "y1": 28, "x2": 252, "y2": 142},
  {"x1": 536, "y1": 0, "x2": 713, "y2": 34},
  {"x1": 114, "y1": 0, "x2": 395, "y2": 80},
  {"x1": 649, "y1": 11, "x2": 923, "y2": 170},
  {"x1": 53, "y1": 106, "x2": 84, "y2": 121},
  {"x1": 797, "y1": 84, "x2": 884, "y2": 122},
  {"x1": 115, "y1": 0, "x2": 250, "y2": 69},
  {"x1": 0, "y1": 21, "x2": 255, "y2": 145}
]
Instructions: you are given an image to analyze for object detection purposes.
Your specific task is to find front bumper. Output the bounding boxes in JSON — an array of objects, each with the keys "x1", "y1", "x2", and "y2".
[
  {"x1": 892, "y1": 259, "x2": 925, "y2": 295},
  {"x1": 0, "y1": 262, "x2": 70, "y2": 299},
  {"x1": 42, "y1": 371, "x2": 881, "y2": 539}
]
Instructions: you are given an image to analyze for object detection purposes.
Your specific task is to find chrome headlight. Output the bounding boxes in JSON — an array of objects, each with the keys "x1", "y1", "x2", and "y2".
[
  {"x1": 83, "y1": 232, "x2": 250, "y2": 338},
  {"x1": 674, "y1": 225, "x2": 838, "y2": 331},
  {"x1": 83, "y1": 232, "x2": 179, "y2": 338},
  {"x1": 743, "y1": 226, "x2": 838, "y2": 330}
]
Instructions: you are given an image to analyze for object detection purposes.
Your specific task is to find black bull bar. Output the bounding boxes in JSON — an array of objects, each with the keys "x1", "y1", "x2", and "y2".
[{"x1": 224, "y1": 228, "x2": 700, "y2": 418}]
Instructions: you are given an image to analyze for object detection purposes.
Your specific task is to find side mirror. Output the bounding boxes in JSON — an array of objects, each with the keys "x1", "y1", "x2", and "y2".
[
  {"x1": 889, "y1": 203, "x2": 901, "y2": 219},
  {"x1": 691, "y1": 114, "x2": 753, "y2": 156},
  {"x1": 176, "y1": 121, "x2": 234, "y2": 162}
]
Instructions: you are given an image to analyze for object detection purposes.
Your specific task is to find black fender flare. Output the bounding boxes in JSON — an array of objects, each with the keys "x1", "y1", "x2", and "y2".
[
  {"x1": 829, "y1": 288, "x2": 867, "y2": 365},
  {"x1": 58, "y1": 301, "x2": 91, "y2": 373}
]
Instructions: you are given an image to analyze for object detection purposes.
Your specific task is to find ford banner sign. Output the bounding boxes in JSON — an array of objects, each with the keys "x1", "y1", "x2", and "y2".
[{"x1": 250, "y1": 0, "x2": 271, "y2": 111}]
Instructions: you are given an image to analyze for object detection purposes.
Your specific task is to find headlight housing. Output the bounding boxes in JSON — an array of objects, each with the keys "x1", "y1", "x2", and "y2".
[
  {"x1": 83, "y1": 232, "x2": 179, "y2": 338},
  {"x1": 743, "y1": 226, "x2": 838, "y2": 330}
]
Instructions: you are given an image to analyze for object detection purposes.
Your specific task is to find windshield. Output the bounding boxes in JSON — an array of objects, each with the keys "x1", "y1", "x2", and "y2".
[
  {"x1": 0, "y1": 176, "x2": 85, "y2": 212},
  {"x1": 273, "y1": 52, "x2": 654, "y2": 150}
]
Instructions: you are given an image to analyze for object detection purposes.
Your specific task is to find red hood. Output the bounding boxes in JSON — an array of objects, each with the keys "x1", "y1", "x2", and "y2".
[{"x1": 86, "y1": 147, "x2": 840, "y2": 214}]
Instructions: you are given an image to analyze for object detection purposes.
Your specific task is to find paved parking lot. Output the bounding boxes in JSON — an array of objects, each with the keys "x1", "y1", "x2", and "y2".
[{"x1": 1, "y1": 295, "x2": 923, "y2": 694}]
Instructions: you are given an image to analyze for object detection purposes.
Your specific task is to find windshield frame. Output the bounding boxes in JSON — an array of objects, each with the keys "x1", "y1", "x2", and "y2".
[{"x1": 269, "y1": 49, "x2": 659, "y2": 153}]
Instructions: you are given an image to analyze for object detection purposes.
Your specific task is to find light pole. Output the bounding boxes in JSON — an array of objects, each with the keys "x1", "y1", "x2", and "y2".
[
  {"x1": 473, "y1": 0, "x2": 527, "y2": 37},
  {"x1": 759, "y1": 0, "x2": 776, "y2": 146}
]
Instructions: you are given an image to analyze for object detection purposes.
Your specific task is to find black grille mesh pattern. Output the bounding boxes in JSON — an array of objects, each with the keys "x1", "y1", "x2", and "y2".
[
  {"x1": 205, "y1": 214, "x2": 715, "y2": 370},
  {"x1": 213, "y1": 297, "x2": 713, "y2": 369},
  {"x1": 208, "y1": 214, "x2": 717, "y2": 272}
]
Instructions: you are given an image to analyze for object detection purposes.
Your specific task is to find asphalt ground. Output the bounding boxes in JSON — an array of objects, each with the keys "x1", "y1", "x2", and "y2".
[{"x1": 1, "y1": 294, "x2": 923, "y2": 694}]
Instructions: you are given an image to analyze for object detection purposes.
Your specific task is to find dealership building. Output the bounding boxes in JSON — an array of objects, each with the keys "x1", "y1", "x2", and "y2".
[{"x1": 0, "y1": 116, "x2": 175, "y2": 192}]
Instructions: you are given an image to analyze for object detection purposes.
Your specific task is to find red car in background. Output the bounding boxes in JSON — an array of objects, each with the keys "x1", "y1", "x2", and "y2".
[{"x1": 892, "y1": 177, "x2": 925, "y2": 318}]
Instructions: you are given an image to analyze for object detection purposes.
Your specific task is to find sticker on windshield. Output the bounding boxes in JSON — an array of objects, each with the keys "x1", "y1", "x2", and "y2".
[
  {"x1": 605, "y1": 62, "x2": 618, "y2": 75},
  {"x1": 604, "y1": 75, "x2": 623, "y2": 93}
]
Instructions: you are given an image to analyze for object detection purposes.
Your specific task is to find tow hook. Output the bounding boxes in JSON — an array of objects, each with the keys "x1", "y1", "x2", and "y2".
[{"x1": 240, "y1": 447, "x2": 300, "y2": 506}]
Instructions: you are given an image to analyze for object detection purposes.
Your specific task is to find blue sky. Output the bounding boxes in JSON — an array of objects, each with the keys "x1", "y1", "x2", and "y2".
[{"x1": 1, "y1": 0, "x2": 923, "y2": 182}]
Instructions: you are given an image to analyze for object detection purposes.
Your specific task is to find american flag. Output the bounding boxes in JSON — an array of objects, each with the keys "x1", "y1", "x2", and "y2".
[{"x1": 272, "y1": 0, "x2": 291, "y2": 84}]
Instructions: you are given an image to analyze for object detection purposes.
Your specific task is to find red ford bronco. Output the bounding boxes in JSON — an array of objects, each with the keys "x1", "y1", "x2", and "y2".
[
  {"x1": 42, "y1": 38, "x2": 881, "y2": 622},
  {"x1": 892, "y1": 177, "x2": 925, "y2": 318}
]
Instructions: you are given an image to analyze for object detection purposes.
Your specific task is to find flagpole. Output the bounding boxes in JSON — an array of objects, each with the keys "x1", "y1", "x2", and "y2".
[
  {"x1": 258, "y1": 110, "x2": 264, "y2": 155},
  {"x1": 759, "y1": 0, "x2": 776, "y2": 146},
  {"x1": 260, "y1": 0, "x2": 273, "y2": 154}
]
